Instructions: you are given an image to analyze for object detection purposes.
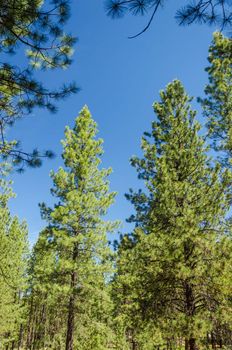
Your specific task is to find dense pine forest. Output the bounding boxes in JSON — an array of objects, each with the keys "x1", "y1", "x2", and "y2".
[{"x1": 0, "y1": 1, "x2": 232, "y2": 350}]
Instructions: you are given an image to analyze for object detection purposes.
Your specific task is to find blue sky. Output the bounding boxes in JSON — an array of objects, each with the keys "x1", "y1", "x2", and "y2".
[{"x1": 8, "y1": 1, "x2": 218, "y2": 244}]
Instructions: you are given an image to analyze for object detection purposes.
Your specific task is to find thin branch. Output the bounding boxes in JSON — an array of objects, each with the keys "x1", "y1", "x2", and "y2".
[{"x1": 128, "y1": 0, "x2": 162, "y2": 38}]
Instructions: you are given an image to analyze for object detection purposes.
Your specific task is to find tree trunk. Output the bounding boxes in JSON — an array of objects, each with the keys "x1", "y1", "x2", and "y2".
[
  {"x1": 33, "y1": 301, "x2": 47, "y2": 349},
  {"x1": 185, "y1": 281, "x2": 198, "y2": 350},
  {"x1": 65, "y1": 244, "x2": 78, "y2": 350},
  {"x1": 131, "y1": 339, "x2": 138, "y2": 350},
  {"x1": 189, "y1": 338, "x2": 197, "y2": 350},
  {"x1": 17, "y1": 324, "x2": 23, "y2": 350},
  {"x1": 26, "y1": 298, "x2": 35, "y2": 349},
  {"x1": 65, "y1": 270, "x2": 77, "y2": 350},
  {"x1": 184, "y1": 238, "x2": 199, "y2": 350},
  {"x1": 211, "y1": 332, "x2": 216, "y2": 350}
]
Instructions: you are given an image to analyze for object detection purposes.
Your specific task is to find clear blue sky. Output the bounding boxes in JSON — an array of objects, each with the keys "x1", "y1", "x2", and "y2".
[{"x1": 8, "y1": 1, "x2": 218, "y2": 244}]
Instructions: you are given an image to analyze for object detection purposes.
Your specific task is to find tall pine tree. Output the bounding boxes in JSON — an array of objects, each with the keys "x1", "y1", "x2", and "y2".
[
  {"x1": 114, "y1": 80, "x2": 232, "y2": 350},
  {"x1": 0, "y1": 176, "x2": 28, "y2": 349},
  {"x1": 200, "y1": 33, "x2": 232, "y2": 165},
  {"x1": 38, "y1": 106, "x2": 118, "y2": 350},
  {"x1": 25, "y1": 228, "x2": 62, "y2": 349}
]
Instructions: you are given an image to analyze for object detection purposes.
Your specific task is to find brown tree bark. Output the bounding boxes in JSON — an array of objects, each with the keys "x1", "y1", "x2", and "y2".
[
  {"x1": 211, "y1": 332, "x2": 217, "y2": 350},
  {"x1": 17, "y1": 324, "x2": 23, "y2": 350},
  {"x1": 26, "y1": 298, "x2": 35, "y2": 349},
  {"x1": 32, "y1": 301, "x2": 47, "y2": 350},
  {"x1": 65, "y1": 245, "x2": 78, "y2": 350},
  {"x1": 184, "y1": 241, "x2": 198, "y2": 350},
  {"x1": 189, "y1": 338, "x2": 198, "y2": 350},
  {"x1": 131, "y1": 339, "x2": 138, "y2": 350},
  {"x1": 65, "y1": 270, "x2": 77, "y2": 350},
  {"x1": 185, "y1": 281, "x2": 198, "y2": 350}
]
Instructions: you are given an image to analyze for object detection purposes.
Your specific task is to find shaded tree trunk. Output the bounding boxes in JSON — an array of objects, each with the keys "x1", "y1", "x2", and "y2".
[
  {"x1": 189, "y1": 338, "x2": 197, "y2": 350},
  {"x1": 26, "y1": 298, "x2": 35, "y2": 349},
  {"x1": 33, "y1": 301, "x2": 47, "y2": 350},
  {"x1": 131, "y1": 339, "x2": 138, "y2": 350},
  {"x1": 184, "y1": 241, "x2": 198, "y2": 350},
  {"x1": 65, "y1": 271, "x2": 77, "y2": 350},
  {"x1": 65, "y1": 245, "x2": 78, "y2": 350},
  {"x1": 17, "y1": 324, "x2": 23, "y2": 350},
  {"x1": 185, "y1": 337, "x2": 198, "y2": 350},
  {"x1": 211, "y1": 332, "x2": 217, "y2": 350}
]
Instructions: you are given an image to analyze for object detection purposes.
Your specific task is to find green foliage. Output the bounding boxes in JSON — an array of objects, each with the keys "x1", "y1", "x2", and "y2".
[
  {"x1": 0, "y1": 0, "x2": 78, "y2": 169},
  {"x1": 114, "y1": 80, "x2": 232, "y2": 349},
  {"x1": 0, "y1": 176, "x2": 28, "y2": 348},
  {"x1": 27, "y1": 106, "x2": 119, "y2": 349},
  {"x1": 1, "y1": 33, "x2": 232, "y2": 350},
  {"x1": 199, "y1": 33, "x2": 232, "y2": 166},
  {"x1": 0, "y1": 0, "x2": 76, "y2": 114}
]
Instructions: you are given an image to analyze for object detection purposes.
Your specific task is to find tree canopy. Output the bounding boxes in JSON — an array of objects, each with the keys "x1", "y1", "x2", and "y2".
[
  {"x1": 199, "y1": 32, "x2": 232, "y2": 166},
  {"x1": 0, "y1": 0, "x2": 77, "y2": 170},
  {"x1": 114, "y1": 79, "x2": 232, "y2": 350}
]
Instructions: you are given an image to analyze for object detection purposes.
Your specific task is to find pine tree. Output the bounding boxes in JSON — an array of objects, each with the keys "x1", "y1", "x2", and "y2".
[
  {"x1": 199, "y1": 32, "x2": 232, "y2": 347},
  {"x1": 115, "y1": 80, "x2": 232, "y2": 349},
  {"x1": 199, "y1": 33, "x2": 232, "y2": 166},
  {"x1": 0, "y1": 0, "x2": 78, "y2": 169},
  {"x1": 0, "y1": 176, "x2": 28, "y2": 348},
  {"x1": 25, "y1": 228, "x2": 62, "y2": 350},
  {"x1": 38, "y1": 106, "x2": 118, "y2": 350}
]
